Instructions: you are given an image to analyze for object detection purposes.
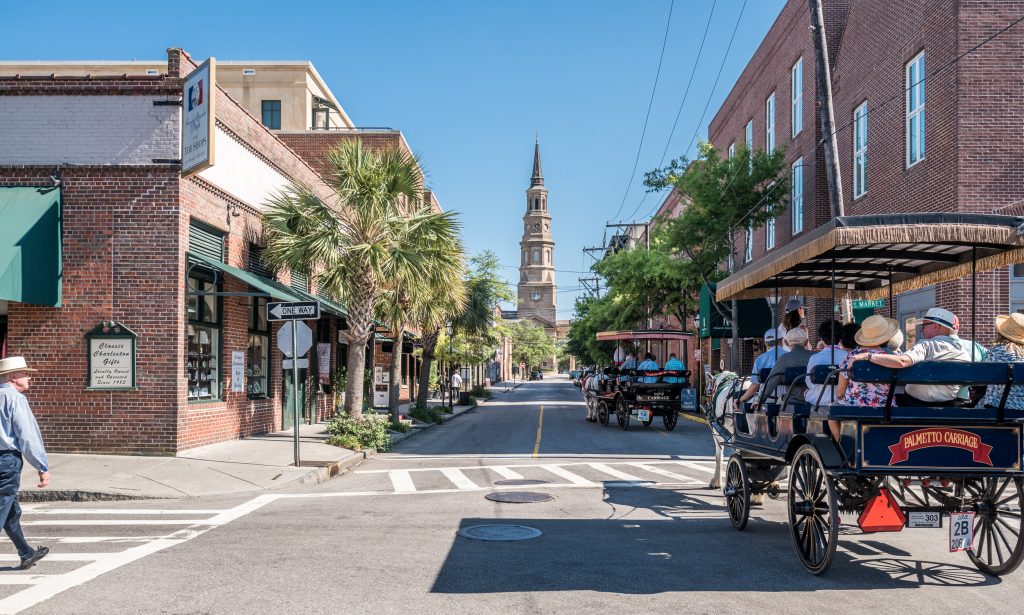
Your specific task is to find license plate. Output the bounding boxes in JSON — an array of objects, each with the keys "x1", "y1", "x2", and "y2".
[
  {"x1": 949, "y1": 511, "x2": 976, "y2": 552},
  {"x1": 907, "y1": 511, "x2": 941, "y2": 528},
  {"x1": 637, "y1": 409, "x2": 651, "y2": 421}
]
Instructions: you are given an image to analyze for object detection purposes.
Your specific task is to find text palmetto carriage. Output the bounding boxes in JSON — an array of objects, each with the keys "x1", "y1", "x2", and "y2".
[
  {"x1": 711, "y1": 213, "x2": 1024, "y2": 576},
  {"x1": 590, "y1": 329, "x2": 692, "y2": 431}
]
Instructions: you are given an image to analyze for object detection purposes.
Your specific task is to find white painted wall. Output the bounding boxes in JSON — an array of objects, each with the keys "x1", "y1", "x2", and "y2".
[
  {"x1": 198, "y1": 126, "x2": 289, "y2": 211},
  {"x1": 0, "y1": 96, "x2": 178, "y2": 164}
]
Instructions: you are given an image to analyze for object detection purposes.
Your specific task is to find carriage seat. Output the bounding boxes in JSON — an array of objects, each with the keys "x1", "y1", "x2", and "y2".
[
  {"x1": 750, "y1": 366, "x2": 810, "y2": 414},
  {"x1": 826, "y1": 360, "x2": 1024, "y2": 422}
]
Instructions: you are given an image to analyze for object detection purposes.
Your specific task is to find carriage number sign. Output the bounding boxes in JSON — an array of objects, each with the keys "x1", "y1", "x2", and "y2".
[{"x1": 949, "y1": 511, "x2": 975, "y2": 552}]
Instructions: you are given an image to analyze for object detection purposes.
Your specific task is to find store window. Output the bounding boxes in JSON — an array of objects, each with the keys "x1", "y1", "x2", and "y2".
[
  {"x1": 248, "y1": 293, "x2": 270, "y2": 398},
  {"x1": 187, "y1": 270, "x2": 221, "y2": 401}
]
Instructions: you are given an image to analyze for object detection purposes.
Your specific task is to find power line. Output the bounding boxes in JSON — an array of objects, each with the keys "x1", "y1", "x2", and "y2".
[
  {"x1": 622, "y1": 0, "x2": 738, "y2": 225},
  {"x1": 609, "y1": 0, "x2": 676, "y2": 223},
  {"x1": 682, "y1": 0, "x2": 747, "y2": 160}
]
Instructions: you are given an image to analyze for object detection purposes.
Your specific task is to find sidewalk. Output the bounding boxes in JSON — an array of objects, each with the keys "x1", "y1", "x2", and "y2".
[
  {"x1": 18, "y1": 423, "x2": 366, "y2": 502},
  {"x1": 18, "y1": 382, "x2": 523, "y2": 502}
]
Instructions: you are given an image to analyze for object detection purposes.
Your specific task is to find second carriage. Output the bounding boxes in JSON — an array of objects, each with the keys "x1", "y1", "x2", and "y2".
[{"x1": 588, "y1": 329, "x2": 692, "y2": 431}]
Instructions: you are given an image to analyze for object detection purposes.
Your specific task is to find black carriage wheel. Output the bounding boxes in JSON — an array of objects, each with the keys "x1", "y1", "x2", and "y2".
[
  {"x1": 725, "y1": 454, "x2": 750, "y2": 530},
  {"x1": 616, "y1": 396, "x2": 630, "y2": 431},
  {"x1": 597, "y1": 401, "x2": 610, "y2": 426},
  {"x1": 965, "y1": 476, "x2": 1024, "y2": 576},
  {"x1": 787, "y1": 444, "x2": 839, "y2": 575},
  {"x1": 663, "y1": 410, "x2": 678, "y2": 431}
]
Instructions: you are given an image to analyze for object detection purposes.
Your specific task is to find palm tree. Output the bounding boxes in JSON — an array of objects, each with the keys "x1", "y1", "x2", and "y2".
[
  {"x1": 411, "y1": 278, "x2": 467, "y2": 408},
  {"x1": 376, "y1": 222, "x2": 465, "y2": 420},
  {"x1": 262, "y1": 139, "x2": 461, "y2": 417}
]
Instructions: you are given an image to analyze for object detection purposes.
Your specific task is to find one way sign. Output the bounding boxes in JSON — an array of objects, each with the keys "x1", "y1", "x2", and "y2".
[{"x1": 267, "y1": 301, "x2": 320, "y2": 321}]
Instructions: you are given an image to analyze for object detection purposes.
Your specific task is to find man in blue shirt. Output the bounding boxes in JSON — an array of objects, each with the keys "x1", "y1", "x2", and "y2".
[
  {"x1": 0, "y1": 356, "x2": 50, "y2": 569},
  {"x1": 663, "y1": 353, "x2": 685, "y2": 383},
  {"x1": 738, "y1": 329, "x2": 788, "y2": 405},
  {"x1": 637, "y1": 353, "x2": 660, "y2": 383}
]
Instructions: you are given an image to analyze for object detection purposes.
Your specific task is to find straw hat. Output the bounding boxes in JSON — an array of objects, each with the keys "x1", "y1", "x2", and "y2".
[
  {"x1": 0, "y1": 357, "x2": 37, "y2": 376},
  {"x1": 995, "y1": 313, "x2": 1024, "y2": 344},
  {"x1": 855, "y1": 315, "x2": 901, "y2": 347}
]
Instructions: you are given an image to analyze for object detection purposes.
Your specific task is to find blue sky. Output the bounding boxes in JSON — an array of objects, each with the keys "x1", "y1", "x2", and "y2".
[{"x1": 2, "y1": 0, "x2": 787, "y2": 316}]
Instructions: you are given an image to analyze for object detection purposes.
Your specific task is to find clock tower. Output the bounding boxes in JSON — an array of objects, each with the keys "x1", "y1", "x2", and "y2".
[{"x1": 517, "y1": 135, "x2": 557, "y2": 329}]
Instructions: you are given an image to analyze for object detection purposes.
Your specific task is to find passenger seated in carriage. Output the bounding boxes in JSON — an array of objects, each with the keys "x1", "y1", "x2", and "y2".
[
  {"x1": 663, "y1": 353, "x2": 685, "y2": 383},
  {"x1": 759, "y1": 327, "x2": 813, "y2": 407},
  {"x1": 619, "y1": 350, "x2": 638, "y2": 383},
  {"x1": 981, "y1": 313, "x2": 1024, "y2": 410},
  {"x1": 637, "y1": 353, "x2": 660, "y2": 383},
  {"x1": 804, "y1": 320, "x2": 847, "y2": 405},
  {"x1": 833, "y1": 315, "x2": 902, "y2": 440},
  {"x1": 737, "y1": 329, "x2": 788, "y2": 405},
  {"x1": 847, "y1": 307, "x2": 973, "y2": 407}
]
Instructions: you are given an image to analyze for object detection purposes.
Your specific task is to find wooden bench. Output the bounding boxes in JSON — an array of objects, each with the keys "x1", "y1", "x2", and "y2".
[{"x1": 827, "y1": 360, "x2": 1024, "y2": 423}]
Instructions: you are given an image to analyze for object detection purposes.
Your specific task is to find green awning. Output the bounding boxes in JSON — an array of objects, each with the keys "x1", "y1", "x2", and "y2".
[
  {"x1": 188, "y1": 252, "x2": 306, "y2": 302},
  {"x1": 698, "y1": 282, "x2": 772, "y2": 339},
  {"x1": 292, "y1": 287, "x2": 347, "y2": 317},
  {"x1": 0, "y1": 187, "x2": 62, "y2": 307}
]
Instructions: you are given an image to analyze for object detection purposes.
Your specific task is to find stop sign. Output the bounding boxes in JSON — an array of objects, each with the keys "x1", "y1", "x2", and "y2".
[{"x1": 278, "y1": 321, "x2": 313, "y2": 357}]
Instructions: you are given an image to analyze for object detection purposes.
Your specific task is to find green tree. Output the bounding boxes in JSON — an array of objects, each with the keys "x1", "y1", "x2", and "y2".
[
  {"x1": 508, "y1": 320, "x2": 557, "y2": 370},
  {"x1": 411, "y1": 279, "x2": 467, "y2": 408},
  {"x1": 566, "y1": 295, "x2": 617, "y2": 366},
  {"x1": 262, "y1": 139, "x2": 460, "y2": 417},
  {"x1": 645, "y1": 142, "x2": 791, "y2": 370},
  {"x1": 375, "y1": 215, "x2": 465, "y2": 420}
]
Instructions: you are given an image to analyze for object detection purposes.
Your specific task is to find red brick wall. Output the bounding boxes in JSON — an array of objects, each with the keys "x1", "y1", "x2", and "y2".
[{"x1": 1, "y1": 166, "x2": 181, "y2": 454}]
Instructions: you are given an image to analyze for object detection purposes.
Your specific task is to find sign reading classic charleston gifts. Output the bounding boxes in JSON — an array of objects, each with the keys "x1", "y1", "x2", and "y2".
[
  {"x1": 862, "y1": 425, "x2": 1020, "y2": 470},
  {"x1": 85, "y1": 322, "x2": 137, "y2": 390}
]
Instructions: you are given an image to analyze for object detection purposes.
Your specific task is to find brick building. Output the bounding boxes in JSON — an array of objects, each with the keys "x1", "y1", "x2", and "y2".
[
  {"x1": 0, "y1": 48, "x2": 425, "y2": 454},
  {"x1": 708, "y1": 0, "x2": 1024, "y2": 358}
]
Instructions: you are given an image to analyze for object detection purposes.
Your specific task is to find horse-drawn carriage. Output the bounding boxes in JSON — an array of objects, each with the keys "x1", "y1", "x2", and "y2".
[
  {"x1": 707, "y1": 213, "x2": 1024, "y2": 576},
  {"x1": 587, "y1": 330, "x2": 692, "y2": 431}
]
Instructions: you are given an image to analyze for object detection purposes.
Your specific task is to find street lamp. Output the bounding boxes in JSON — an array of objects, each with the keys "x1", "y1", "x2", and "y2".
[{"x1": 445, "y1": 321, "x2": 454, "y2": 408}]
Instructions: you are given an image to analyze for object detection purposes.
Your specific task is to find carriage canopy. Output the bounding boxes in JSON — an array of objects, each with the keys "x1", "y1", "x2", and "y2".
[{"x1": 715, "y1": 214, "x2": 1024, "y2": 302}]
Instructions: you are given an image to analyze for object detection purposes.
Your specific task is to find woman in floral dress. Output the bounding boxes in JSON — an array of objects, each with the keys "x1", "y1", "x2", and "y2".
[
  {"x1": 831, "y1": 315, "x2": 902, "y2": 439},
  {"x1": 981, "y1": 313, "x2": 1024, "y2": 410}
]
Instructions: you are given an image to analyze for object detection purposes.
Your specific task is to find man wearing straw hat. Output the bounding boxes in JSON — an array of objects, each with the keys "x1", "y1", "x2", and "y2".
[
  {"x1": 850, "y1": 307, "x2": 973, "y2": 406},
  {"x1": 0, "y1": 356, "x2": 50, "y2": 569}
]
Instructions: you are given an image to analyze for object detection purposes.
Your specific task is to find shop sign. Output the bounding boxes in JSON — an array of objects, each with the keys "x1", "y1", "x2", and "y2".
[
  {"x1": 231, "y1": 351, "x2": 245, "y2": 393},
  {"x1": 86, "y1": 321, "x2": 137, "y2": 390},
  {"x1": 181, "y1": 58, "x2": 216, "y2": 176}
]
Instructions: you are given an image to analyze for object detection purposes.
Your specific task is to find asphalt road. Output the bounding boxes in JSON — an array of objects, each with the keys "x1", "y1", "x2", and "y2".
[{"x1": 5, "y1": 376, "x2": 1023, "y2": 614}]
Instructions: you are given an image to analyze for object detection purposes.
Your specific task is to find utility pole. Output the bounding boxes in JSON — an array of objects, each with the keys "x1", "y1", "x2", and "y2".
[{"x1": 809, "y1": 0, "x2": 845, "y2": 218}]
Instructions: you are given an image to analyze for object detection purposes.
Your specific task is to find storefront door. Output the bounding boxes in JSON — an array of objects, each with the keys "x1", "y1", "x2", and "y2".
[{"x1": 282, "y1": 368, "x2": 308, "y2": 431}]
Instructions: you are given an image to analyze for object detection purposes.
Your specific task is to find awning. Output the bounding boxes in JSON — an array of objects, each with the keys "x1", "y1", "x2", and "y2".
[
  {"x1": 596, "y1": 330, "x2": 692, "y2": 342},
  {"x1": 187, "y1": 252, "x2": 305, "y2": 302},
  {"x1": 699, "y1": 282, "x2": 772, "y2": 339},
  {"x1": 716, "y1": 214, "x2": 1024, "y2": 302},
  {"x1": 0, "y1": 187, "x2": 62, "y2": 307}
]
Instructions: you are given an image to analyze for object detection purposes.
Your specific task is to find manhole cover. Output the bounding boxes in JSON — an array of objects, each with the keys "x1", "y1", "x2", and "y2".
[
  {"x1": 458, "y1": 524, "x2": 543, "y2": 541},
  {"x1": 485, "y1": 491, "x2": 554, "y2": 503},
  {"x1": 494, "y1": 479, "x2": 549, "y2": 486}
]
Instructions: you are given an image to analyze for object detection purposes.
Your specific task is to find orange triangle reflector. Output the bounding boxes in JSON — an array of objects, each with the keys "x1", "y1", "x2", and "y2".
[{"x1": 857, "y1": 487, "x2": 906, "y2": 533}]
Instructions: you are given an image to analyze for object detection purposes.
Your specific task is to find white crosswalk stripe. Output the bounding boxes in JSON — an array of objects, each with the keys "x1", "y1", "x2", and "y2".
[
  {"x1": 440, "y1": 468, "x2": 478, "y2": 490},
  {"x1": 0, "y1": 498, "x2": 276, "y2": 614},
  {"x1": 359, "y1": 459, "x2": 717, "y2": 494}
]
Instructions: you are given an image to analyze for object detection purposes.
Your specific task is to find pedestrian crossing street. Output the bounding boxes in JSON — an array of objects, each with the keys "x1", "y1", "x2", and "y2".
[
  {"x1": 356, "y1": 457, "x2": 720, "y2": 494},
  {"x1": 0, "y1": 496, "x2": 276, "y2": 614}
]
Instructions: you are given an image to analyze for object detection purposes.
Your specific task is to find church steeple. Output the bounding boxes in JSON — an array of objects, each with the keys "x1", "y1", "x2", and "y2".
[{"x1": 531, "y1": 131, "x2": 544, "y2": 187}]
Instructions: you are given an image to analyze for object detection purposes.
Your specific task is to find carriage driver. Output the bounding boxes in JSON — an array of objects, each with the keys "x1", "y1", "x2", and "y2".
[{"x1": 737, "y1": 329, "x2": 789, "y2": 405}]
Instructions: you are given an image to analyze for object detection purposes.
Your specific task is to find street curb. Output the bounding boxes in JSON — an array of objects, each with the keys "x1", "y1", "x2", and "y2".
[
  {"x1": 679, "y1": 412, "x2": 709, "y2": 425},
  {"x1": 18, "y1": 490, "x2": 152, "y2": 503},
  {"x1": 389, "y1": 404, "x2": 477, "y2": 447},
  {"x1": 297, "y1": 449, "x2": 374, "y2": 486}
]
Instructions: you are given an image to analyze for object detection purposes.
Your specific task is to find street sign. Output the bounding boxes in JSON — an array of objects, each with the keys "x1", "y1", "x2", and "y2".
[
  {"x1": 267, "y1": 301, "x2": 320, "y2": 321},
  {"x1": 278, "y1": 321, "x2": 313, "y2": 358},
  {"x1": 852, "y1": 299, "x2": 885, "y2": 309}
]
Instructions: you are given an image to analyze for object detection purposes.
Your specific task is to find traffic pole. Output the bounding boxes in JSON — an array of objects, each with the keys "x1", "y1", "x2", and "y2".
[{"x1": 292, "y1": 322, "x2": 301, "y2": 467}]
